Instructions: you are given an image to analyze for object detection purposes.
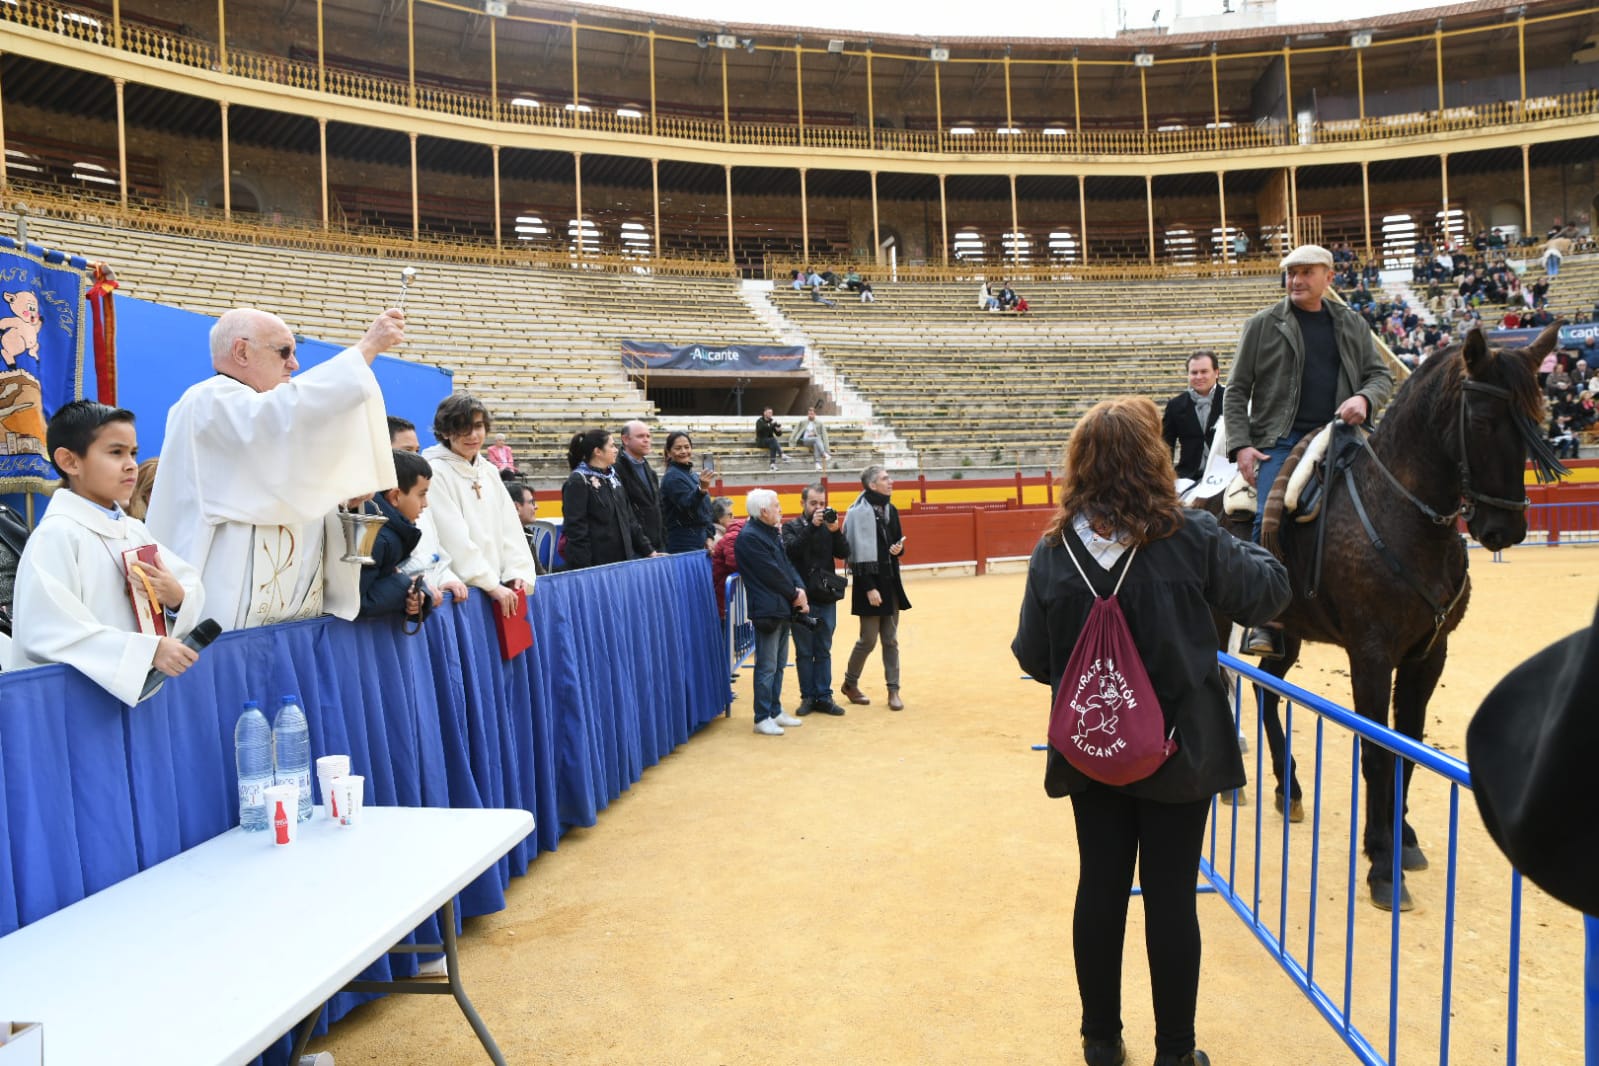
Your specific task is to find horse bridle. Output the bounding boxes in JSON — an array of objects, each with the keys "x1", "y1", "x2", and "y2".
[{"x1": 1455, "y1": 380, "x2": 1538, "y2": 521}]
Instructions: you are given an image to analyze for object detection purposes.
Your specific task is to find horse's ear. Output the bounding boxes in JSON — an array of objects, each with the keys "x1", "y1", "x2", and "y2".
[
  {"x1": 1462, "y1": 324, "x2": 1489, "y2": 376},
  {"x1": 1522, "y1": 319, "x2": 1565, "y2": 369}
]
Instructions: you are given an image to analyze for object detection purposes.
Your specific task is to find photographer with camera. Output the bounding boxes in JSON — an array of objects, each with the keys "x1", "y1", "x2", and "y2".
[
  {"x1": 784, "y1": 483, "x2": 850, "y2": 717},
  {"x1": 734, "y1": 489, "x2": 810, "y2": 736}
]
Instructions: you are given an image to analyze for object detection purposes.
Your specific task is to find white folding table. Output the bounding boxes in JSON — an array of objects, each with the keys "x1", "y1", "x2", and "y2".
[{"x1": 0, "y1": 806, "x2": 533, "y2": 1066}]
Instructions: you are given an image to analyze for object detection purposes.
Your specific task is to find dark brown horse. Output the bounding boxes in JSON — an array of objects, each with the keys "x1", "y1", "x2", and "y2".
[{"x1": 1214, "y1": 321, "x2": 1565, "y2": 911}]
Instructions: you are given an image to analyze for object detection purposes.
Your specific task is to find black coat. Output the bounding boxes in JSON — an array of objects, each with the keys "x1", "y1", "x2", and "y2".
[
  {"x1": 614, "y1": 453, "x2": 664, "y2": 551},
  {"x1": 561, "y1": 469, "x2": 652, "y2": 569},
  {"x1": 734, "y1": 517, "x2": 803, "y2": 620},
  {"x1": 1011, "y1": 509, "x2": 1289, "y2": 803},
  {"x1": 847, "y1": 501, "x2": 910, "y2": 616},
  {"x1": 359, "y1": 495, "x2": 433, "y2": 619},
  {"x1": 1161, "y1": 385, "x2": 1224, "y2": 481}
]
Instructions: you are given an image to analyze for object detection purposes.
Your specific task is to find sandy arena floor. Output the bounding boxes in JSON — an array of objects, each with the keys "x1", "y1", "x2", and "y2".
[{"x1": 317, "y1": 548, "x2": 1598, "y2": 1066}]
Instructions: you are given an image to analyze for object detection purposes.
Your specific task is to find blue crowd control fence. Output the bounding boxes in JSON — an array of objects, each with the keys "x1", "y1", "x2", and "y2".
[
  {"x1": 725, "y1": 574, "x2": 755, "y2": 714},
  {"x1": 1207, "y1": 652, "x2": 1593, "y2": 1065}
]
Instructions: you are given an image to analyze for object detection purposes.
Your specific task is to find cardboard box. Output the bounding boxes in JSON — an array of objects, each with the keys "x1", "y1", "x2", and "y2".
[{"x1": 0, "y1": 1022, "x2": 41, "y2": 1065}]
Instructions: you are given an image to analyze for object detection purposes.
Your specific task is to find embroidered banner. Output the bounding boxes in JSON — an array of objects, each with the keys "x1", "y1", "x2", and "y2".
[
  {"x1": 621, "y1": 340, "x2": 805, "y2": 373},
  {"x1": 0, "y1": 240, "x2": 91, "y2": 492}
]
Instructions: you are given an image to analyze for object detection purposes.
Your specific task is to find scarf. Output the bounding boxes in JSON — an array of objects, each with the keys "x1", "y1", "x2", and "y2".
[
  {"x1": 1188, "y1": 386, "x2": 1215, "y2": 430},
  {"x1": 576, "y1": 461, "x2": 619, "y2": 489},
  {"x1": 844, "y1": 487, "x2": 892, "y2": 574}
]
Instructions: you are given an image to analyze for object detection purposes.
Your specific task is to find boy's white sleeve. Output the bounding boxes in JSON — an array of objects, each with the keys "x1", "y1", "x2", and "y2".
[{"x1": 9, "y1": 530, "x2": 163, "y2": 706}]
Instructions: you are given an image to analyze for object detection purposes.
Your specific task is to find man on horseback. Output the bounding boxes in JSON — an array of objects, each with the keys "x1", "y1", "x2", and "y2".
[{"x1": 1224, "y1": 244, "x2": 1394, "y2": 656}]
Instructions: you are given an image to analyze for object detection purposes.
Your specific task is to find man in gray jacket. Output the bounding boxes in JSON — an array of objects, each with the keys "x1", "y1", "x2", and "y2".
[{"x1": 1224, "y1": 243, "x2": 1393, "y2": 653}]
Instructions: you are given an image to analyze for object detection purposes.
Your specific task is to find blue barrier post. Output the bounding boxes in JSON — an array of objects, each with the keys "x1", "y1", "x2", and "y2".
[{"x1": 1588, "y1": 917, "x2": 1599, "y2": 1066}]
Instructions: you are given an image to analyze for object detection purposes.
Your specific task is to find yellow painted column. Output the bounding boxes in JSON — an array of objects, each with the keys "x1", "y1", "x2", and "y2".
[
  {"x1": 1434, "y1": 23, "x2": 1445, "y2": 130},
  {"x1": 570, "y1": 19, "x2": 580, "y2": 129},
  {"x1": 648, "y1": 31, "x2": 657, "y2": 136},
  {"x1": 1072, "y1": 55, "x2": 1081, "y2": 134},
  {"x1": 1145, "y1": 174, "x2": 1156, "y2": 265},
  {"x1": 217, "y1": 0, "x2": 227, "y2": 72},
  {"x1": 112, "y1": 0, "x2": 121, "y2": 50},
  {"x1": 651, "y1": 158, "x2": 661, "y2": 260},
  {"x1": 1217, "y1": 171, "x2": 1228, "y2": 264},
  {"x1": 795, "y1": 43, "x2": 805, "y2": 148},
  {"x1": 1521, "y1": 144, "x2": 1532, "y2": 237},
  {"x1": 1003, "y1": 51, "x2": 1013, "y2": 132},
  {"x1": 1361, "y1": 161, "x2": 1372, "y2": 260},
  {"x1": 799, "y1": 167, "x2": 809, "y2": 264},
  {"x1": 316, "y1": 0, "x2": 325, "y2": 91},
  {"x1": 1009, "y1": 174, "x2": 1020, "y2": 268},
  {"x1": 491, "y1": 144, "x2": 501, "y2": 248},
  {"x1": 870, "y1": 170, "x2": 881, "y2": 265},
  {"x1": 1288, "y1": 165, "x2": 1299, "y2": 246},
  {"x1": 1138, "y1": 65, "x2": 1149, "y2": 150},
  {"x1": 721, "y1": 51, "x2": 730, "y2": 141},
  {"x1": 938, "y1": 173, "x2": 948, "y2": 268},
  {"x1": 114, "y1": 77, "x2": 128, "y2": 210},
  {"x1": 318, "y1": 117, "x2": 328, "y2": 230},
  {"x1": 1517, "y1": 13, "x2": 1527, "y2": 103},
  {"x1": 1356, "y1": 47, "x2": 1365, "y2": 126},
  {"x1": 406, "y1": 0, "x2": 415, "y2": 107},
  {"x1": 933, "y1": 62, "x2": 943, "y2": 151},
  {"x1": 1210, "y1": 49, "x2": 1221, "y2": 150},
  {"x1": 489, "y1": 19, "x2": 497, "y2": 117},
  {"x1": 409, "y1": 131, "x2": 419, "y2": 241},
  {"x1": 866, "y1": 48, "x2": 875, "y2": 150},
  {"x1": 1078, "y1": 174, "x2": 1089, "y2": 265},
  {"x1": 574, "y1": 152, "x2": 584, "y2": 264},
  {"x1": 725, "y1": 164, "x2": 735, "y2": 271},
  {"x1": 1282, "y1": 43, "x2": 1294, "y2": 144},
  {"x1": 220, "y1": 101, "x2": 232, "y2": 220},
  {"x1": 1440, "y1": 152, "x2": 1450, "y2": 244}
]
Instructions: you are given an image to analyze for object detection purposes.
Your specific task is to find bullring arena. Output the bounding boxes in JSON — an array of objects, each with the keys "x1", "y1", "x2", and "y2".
[{"x1": 0, "y1": 0, "x2": 1598, "y2": 1062}]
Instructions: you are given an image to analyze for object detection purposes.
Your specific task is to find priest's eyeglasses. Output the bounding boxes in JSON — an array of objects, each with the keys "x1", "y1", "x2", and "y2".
[{"x1": 247, "y1": 338, "x2": 295, "y2": 361}]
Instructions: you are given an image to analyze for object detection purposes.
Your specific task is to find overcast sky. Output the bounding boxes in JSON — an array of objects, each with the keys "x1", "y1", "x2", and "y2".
[{"x1": 593, "y1": 0, "x2": 1444, "y2": 40}]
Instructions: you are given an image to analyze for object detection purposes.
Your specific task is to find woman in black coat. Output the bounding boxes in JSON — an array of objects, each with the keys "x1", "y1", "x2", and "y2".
[
  {"x1": 1011, "y1": 396, "x2": 1289, "y2": 1066},
  {"x1": 560, "y1": 429, "x2": 654, "y2": 570}
]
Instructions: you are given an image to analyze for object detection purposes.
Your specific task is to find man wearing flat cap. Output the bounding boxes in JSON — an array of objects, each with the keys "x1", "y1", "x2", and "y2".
[{"x1": 1224, "y1": 243, "x2": 1393, "y2": 654}]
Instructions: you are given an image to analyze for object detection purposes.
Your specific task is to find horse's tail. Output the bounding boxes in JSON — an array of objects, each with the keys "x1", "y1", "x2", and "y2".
[{"x1": 1261, "y1": 433, "x2": 1316, "y2": 557}]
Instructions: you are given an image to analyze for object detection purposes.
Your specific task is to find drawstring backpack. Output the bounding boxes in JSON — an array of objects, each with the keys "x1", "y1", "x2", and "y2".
[{"x1": 1048, "y1": 536, "x2": 1178, "y2": 786}]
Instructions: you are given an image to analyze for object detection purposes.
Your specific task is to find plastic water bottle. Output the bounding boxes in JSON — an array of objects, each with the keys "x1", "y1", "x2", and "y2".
[
  {"x1": 234, "y1": 701, "x2": 272, "y2": 832},
  {"x1": 273, "y1": 695, "x2": 313, "y2": 824}
]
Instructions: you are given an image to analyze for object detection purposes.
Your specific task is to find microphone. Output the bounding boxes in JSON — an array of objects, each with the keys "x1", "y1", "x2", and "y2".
[{"x1": 138, "y1": 618, "x2": 222, "y2": 702}]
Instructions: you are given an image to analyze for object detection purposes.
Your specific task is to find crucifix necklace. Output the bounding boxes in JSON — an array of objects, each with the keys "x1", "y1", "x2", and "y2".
[{"x1": 445, "y1": 452, "x2": 483, "y2": 498}]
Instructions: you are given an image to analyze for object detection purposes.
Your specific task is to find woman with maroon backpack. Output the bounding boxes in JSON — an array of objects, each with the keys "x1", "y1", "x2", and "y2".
[{"x1": 1012, "y1": 396, "x2": 1288, "y2": 1066}]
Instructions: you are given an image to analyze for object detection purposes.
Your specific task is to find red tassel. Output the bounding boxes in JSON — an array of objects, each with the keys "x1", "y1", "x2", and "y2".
[{"x1": 86, "y1": 263, "x2": 119, "y2": 404}]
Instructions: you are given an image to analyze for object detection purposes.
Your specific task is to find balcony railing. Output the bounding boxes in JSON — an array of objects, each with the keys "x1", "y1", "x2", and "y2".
[{"x1": 5, "y1": 0, "x2": 1598, "y2": 159}]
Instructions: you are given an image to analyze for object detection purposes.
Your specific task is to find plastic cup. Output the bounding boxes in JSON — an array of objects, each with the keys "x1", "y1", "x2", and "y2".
[
  {"x1": 334, "y1": 775, "x2": 365, "y2": 827},
  {"x1": 316, "y1": 755, "x2": 351, "y2": 819},
  {"x1": 265, "y1": 784, "x2": 299, "y2": 846}
]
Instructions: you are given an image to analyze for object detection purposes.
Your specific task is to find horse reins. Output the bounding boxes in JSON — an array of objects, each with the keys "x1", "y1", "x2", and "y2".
[{"x1": 1331, "y1": 379, "x2": 1558, "y2": 660}]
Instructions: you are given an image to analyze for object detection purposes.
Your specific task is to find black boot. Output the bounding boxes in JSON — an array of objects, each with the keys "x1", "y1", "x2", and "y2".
[
  {"x1": 1082, "y1": 1036, "x2": 1125, "y2": 1066},
  {"x1": 1153, "y1": 1051, "x2": 1211, "y2": 1066}
]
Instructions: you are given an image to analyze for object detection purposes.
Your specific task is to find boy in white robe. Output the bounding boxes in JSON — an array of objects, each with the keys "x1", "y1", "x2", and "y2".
[
  {"x1": 421, "y1": 394, "x2": 537, "y2": 618},
  {"x1": 8, "y1": 401, "x2": 206, "y2": 705},
  {"x1": 145, "y1": 308, "x2": 402, "y2": 630}
]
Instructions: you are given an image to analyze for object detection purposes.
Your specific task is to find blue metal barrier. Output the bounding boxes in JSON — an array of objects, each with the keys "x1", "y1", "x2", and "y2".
[
  {"x1": 1208, "y1": 652, "x2": 1593, "y2": 1065},
  {"x1": 725, "y1": 574, "x2": 755, "y2": 715}
]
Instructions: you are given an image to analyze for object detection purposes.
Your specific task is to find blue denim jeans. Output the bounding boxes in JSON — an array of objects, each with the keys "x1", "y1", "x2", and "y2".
[
  {"x1": 791, "y1": 600, "x2": 837, "y2": 704},
  {"x1": 752, "y1": 620, "x2": 791, "y2": 723},
  {"x1": 1251, "y1": 430, "x2": 1308, "y2": 543}
]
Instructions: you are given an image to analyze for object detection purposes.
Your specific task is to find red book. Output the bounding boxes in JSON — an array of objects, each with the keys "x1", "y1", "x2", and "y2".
[
  {"x1": 121, "y1": 544, "x2": 168, "y2": 637},
  {"x1": 493, "y1": 586, "x2": 533, "y2": 660}
]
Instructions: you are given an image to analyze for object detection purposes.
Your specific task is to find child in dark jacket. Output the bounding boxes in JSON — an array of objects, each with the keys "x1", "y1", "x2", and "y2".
[{"x1": 360, "y1": 449, "x2": 435, "y2": 621}]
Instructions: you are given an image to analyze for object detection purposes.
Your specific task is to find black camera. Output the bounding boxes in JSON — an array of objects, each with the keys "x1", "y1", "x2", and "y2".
[
  {"x1": 791, "y1": 609, "x2": 822, "y2": 631},
  {"x1": 822, "y1": 507, "x2": 838, "y2": 524}
]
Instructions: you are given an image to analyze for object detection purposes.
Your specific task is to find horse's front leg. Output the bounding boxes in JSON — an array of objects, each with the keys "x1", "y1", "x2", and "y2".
[
  {"x1": 1257, "y1": 636, "x2": 1306, "y2": 820},
  {"x1": 1349, "y1": 654, "x2": 1411, "y2": 912},
  {"x1": 1391, "y1": 639, "x2": 1449, "y2": 874}
]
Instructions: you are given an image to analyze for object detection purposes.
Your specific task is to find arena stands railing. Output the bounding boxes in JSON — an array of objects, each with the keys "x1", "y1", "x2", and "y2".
[
  {"x1": 5, "y1": 0, "x2": 1599, "y2": 160},
  {"x1": 1211, "y1": 652, "x2": 1594, "y2": 1066}
]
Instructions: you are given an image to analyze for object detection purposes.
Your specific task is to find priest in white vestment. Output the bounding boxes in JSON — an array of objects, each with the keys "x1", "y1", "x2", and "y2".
[
  {"x1": 145, "y1": 308, "x2": 403, "y2": 630},
  {"x1": 422, "y1": 394, "x2": 537, "y2": 617}
]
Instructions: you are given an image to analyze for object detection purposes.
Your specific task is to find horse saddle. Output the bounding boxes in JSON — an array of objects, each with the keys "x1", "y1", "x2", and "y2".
[{"x1": 1222, "y1": 422, "x2": 1336, "y2": 522}]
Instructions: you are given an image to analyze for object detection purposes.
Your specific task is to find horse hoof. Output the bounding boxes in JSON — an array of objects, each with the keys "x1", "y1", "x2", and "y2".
[
  {"x1": 1218, "y1": 788, "x2": 1248, "y2": 807},
  {"x1": 1273, "y1": 792, "x2": 1305, "y2": 823},
  {"x1": 1369, "y1": 879, "x2": 1415, "y2": 912},
  {"x1": 1401, "y1": 844, "x2": 1430, "y2": 872}
]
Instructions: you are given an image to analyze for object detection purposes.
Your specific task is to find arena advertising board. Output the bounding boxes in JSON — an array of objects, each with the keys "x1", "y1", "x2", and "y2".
[
  {"x1": 1488, "y1": 323, "x2": 1599, "y2": 349},
  {"x1": 621, "y1": 340, "x2": 805, "y2": 372}
]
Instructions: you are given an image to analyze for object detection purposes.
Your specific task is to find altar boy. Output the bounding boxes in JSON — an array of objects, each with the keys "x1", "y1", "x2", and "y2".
[{"x1": 6, "y1": 401, "x2": 206, "y2": 704}]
